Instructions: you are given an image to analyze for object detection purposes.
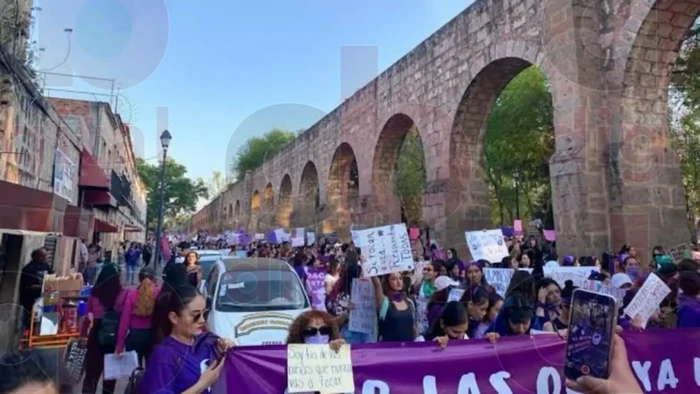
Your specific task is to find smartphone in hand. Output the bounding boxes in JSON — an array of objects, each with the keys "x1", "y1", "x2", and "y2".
[{"x1": 564, "y1": 289, "x2": 617, "y2": 381}]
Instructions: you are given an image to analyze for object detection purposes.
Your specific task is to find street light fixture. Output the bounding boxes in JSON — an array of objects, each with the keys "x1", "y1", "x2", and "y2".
[{"x1": 153, "y1": 129, "x2": 171, "y2": 271}]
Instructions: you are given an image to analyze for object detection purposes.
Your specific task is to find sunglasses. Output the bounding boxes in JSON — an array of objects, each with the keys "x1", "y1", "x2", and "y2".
[
  {"x1": 302, "y1": 326, "x2": 332, "y2": 337},
  {"x1": 192, "y1": 309, "x2": 208, "y2": 322}
]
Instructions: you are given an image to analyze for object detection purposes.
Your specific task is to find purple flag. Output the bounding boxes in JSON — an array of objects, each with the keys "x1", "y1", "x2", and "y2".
[
  {"x1": 226, "y1": 329, "x2": 699, "y2": 393},
  {"x1": 266, "y1": 231, "x2": 276, "y2": 243}
]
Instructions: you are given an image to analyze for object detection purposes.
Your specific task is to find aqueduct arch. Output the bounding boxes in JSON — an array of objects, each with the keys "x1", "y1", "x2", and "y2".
[
  {"x1": 191, "y1": 0, "x2": 693, "y2": 257},
  {"x1": 326, "y1": 142, "x2": 359, "y2": 237}
]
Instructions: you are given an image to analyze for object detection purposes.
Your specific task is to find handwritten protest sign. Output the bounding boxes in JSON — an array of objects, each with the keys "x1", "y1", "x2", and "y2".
[
  {"x1": 287, "y1": 344, "x2": 354, "y2": 393},
  {"x1": 464, "y1": 230, "x2": 509, "y2": 263},
  {"x1": 349, "y1": 278, "x2": 375, "y2": 334},
  {"x1": 624, "y1": 273, "x2": 671, "y2": 328},
  {"x1": 668, "y1": 243, "x2": 690, "y2": 263},
  {"x1": 352, "y1": 224, "x2": 413, "y2": 277},
  {"x1": 581, "y1": 280, "x2": 626, "y2": 308},
  {"x1": 306, "y1": 269, "x2": 327, "y2": 311},
  {"x1": 543, "y1": 266, "x2": 599, "y2": 288},
  {"x1": 483, "y1": 268, "x2": 533, "y2": 296}
]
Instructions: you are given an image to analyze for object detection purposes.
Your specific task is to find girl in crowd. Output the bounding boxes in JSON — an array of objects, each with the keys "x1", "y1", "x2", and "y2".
[
  {"x1": 80, "y1": 263, "x2": 127, "y2": 394},
  {"x1": 677, "y1": 271, "x2": 700, "y2": 328},
  {"x1": 125, "y1": 243, "x2": 141, "y2": 285},
  {"x1": 151, "y1": 263, "x2": 191, "y2": 351},
  {"x1": 323, "y1": 257, "x2": 341, "y2": 294},
  {"x1": 501, "y1": 255, "x2": 518, "y2": 269},
  {"x1": 459, "y1": 285, "x2": 490, "y2": 338},
  {"x1": 414, "y1": 261, "x2": 437, "y2": 334},
  {"x1": 505, "y1": 270, "x2": 536, "y2": 301},
  {"x1": 517, "y1": 251, "x2": 532, "y2": 268},
  {"x1": 446, "y1": 260, "x2": 464, "y2": 285},
  {"x1": 372, "y1": 272, "x2": 417, "y2": 342},
  {"x1": 611, "y1": 273, "x2": 634, "y2": 290},
  {"x1": 141, "y1": 285, "x2": 234, "y2": 394},
  {"x1": 184, "y1": 251, "x2": 202, "y2": 290},
  {"x1": 425, "y1": 276, "x2": 459, "y2": 331},
  {"x1": 115, "y1": 267, "x2": 160, "y2": 366},
  {"x1": 464, "y1": 262, "x2": 493, "y2": 293},
  {"x1": 0, "y1": 350, "x2": 72, "y2": 394},
  {"x1": 292, "y1": 251, "x2": 308, "y2": 285},
  {"x1": 542, "y1": 280, "x2": 576, "y2": 332},
  {"x1": 474, "y1": 292, "x2": 503, "y2": 339},
  {"x1": 326, "y1": 256, "x2": 371, "y2": 343},
  {"x1": 416, "y1": 301, "x2": 469, "y2": 347},
  {"x1": 485, "y1": 294, "x2": 536, "y2": 340},
  {"x1": 535, "y1": 278, "x2": 562, "y2": 326},
  {"x1": 446, "y1": 248, "x2": 462, "y2": 271},
  {"x1": 619, "y1": 255, "x2": 641, "y2": 282},
  {"x1": 286, "y1": 310, "x2": 345, "y2": 350}
]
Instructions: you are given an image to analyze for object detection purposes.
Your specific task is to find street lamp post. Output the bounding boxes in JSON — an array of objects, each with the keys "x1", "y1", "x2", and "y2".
[{"x1": 153, "y1": 130, "x2": 172, "y2": 270}]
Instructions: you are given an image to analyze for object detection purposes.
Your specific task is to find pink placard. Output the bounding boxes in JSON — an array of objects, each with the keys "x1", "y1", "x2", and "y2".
[
  {"x1": 409, "y1": 228, "x2": 420, "y2": 240},
  {"x1": 543, "y1": 229, "x2": 556, "y2": 241},
  {"x1": 513, "y1": 220, "x2": 522, "y2": 234}
]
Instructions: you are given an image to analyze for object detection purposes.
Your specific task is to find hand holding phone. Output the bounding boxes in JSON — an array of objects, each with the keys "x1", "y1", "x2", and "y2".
[{"x1": 564, "y1": 289, "x2": 617, "y2": 381}]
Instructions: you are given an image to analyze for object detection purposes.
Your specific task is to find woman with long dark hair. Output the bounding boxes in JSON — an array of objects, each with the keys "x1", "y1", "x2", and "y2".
[
  {"x1": 149, "y1": 263, "x2": 190, "y2": 354},
  {"x1": 416, "y1": 301, "x2": 470, "y2": 347},
  {"x1": 140, "y1": 285, "x2": 234, "y2": 393},
  {"x1": 325, "y1": 252, "x2": 370, "y2": 343},
  {"x1": 80, "y1": 263, "x2": 127, "y2": 393}
]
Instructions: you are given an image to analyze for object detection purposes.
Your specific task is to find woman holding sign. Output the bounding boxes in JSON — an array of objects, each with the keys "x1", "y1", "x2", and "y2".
[{"x1": 286, "y1": 310, "x2": 345, "y2": 350}]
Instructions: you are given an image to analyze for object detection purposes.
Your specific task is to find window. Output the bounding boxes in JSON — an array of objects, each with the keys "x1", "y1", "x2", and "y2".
[
  {"x1": 216, "y1": 270, "x2": 308, "y2": 312},
  {"x1": 205, "y1": 265, "x2": 219, "y2": 298}
]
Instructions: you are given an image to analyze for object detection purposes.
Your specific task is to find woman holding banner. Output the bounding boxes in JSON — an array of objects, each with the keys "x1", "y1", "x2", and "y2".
[{"x1": 415, "y1": 301, "x2": 469, "y2": 346}]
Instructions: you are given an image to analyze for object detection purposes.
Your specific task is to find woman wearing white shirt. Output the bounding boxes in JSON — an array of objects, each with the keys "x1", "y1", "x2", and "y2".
[
  {"x1": 415, "y1": 301, "x2": 469, "y2": 348},
  {"x1": 324, "y1": 258, "x2": 341, "y2": 293}
]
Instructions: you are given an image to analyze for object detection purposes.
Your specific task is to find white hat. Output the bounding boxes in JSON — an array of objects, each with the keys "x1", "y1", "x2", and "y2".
[
  {"x1": 545, "y1": 260, "x2": 559, "y2": 268},
  {"x1": 611, "y1": 273, "x2": 633, "y2": 289},
  {"x1": 434, "y1": 276, "x2": 459, "y2": 292}
]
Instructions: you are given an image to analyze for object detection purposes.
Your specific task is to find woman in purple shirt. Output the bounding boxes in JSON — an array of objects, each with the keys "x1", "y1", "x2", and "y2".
[
  {"x1": 678, "y1": 271, "x2": 700, "y2": 328},
  {"x1": 140, "y1": 285, "x2": 234, "y2": 394}
]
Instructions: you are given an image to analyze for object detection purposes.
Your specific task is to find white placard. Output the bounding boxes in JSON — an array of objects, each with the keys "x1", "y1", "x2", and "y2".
[
  {"x1": 349, "y1": 278, "x2": 375, "y2": 334},
  {"x1": 287, "y1": 344, "x2": 354, "y2": 393},
  {"x1": 543, "y1": 266, "x2": 599, "y2": 288},
  {"x1": 103, "y1": 351, "x2": 139, "y2": 380},
  {"x1": 255, "y1": 233, "x2": 265, "y2": 240},
  {"x1": 306, "y1": 232, "x2": 316, "y2": 245},
  {"x1": 291, "y1": 237, "x2": 304, "y2": 247},
  {"x1": 353, "y1": 224, "x2": 414, "y2": 277},
  {"x1": 295, "y1": 227, "x2": 305, "y2": 240},
  {"x1": 624, "y1": 273, "x2": 671, "y2": 328},
  {"x1": 448, "y1": 288, "x2": 465, "y2": 302},
  {"x1": 483, "y1": 268, "x2": 534, "y2": 297},
  {"x1": 274, "y1": 228, "x2": 289, "y2": 243},
  {"x1": 464, "y1": 230, "x2": 509, "y2": 263}
]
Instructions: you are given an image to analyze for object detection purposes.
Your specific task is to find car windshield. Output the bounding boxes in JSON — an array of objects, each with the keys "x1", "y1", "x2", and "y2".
[
  {"x1": 216, "y1": 269, "x2": 309, "y2": 312},
  {"x1": 199, "y1": 256, "x2": 219, "y2": 279}
]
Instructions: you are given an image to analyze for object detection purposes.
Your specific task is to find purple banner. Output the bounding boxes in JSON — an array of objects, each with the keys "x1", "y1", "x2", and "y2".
[
  {"x1": 226, "y1": 329, "x2": 700, "y2": 393},
  {"x1": 306, "y1": 268, "x2": 327, "y2": 311}
]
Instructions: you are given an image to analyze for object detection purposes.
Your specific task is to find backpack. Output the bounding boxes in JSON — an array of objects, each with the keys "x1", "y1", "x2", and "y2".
[
  {"x1": 97, "y1": 295, "x2": 126, "y2": 350},
  {"x1": 124, "y1": 367, "x2": 144, "y2": 394}
]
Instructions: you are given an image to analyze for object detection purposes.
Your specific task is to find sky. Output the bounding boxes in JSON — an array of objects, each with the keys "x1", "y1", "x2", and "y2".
[{"x1": 33, "y1": 0, "x2": 472, "y2": 208}]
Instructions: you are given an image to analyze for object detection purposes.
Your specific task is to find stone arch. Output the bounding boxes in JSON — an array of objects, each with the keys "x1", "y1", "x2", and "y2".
[
  {"x1": 277, "y1": 174, "x2": 293, "y2": 227},
  {"x1": 371, "y1": 113, "x2": 426, "y2": 226},
  {"x1": 263, "y1": 183, "x2": 274, "y2": 211},
  {"x1": 326, "y1": 142, "x2": 359, "y2": 235},
  {"x1": 614, "y1": 0, "x2": 700, "y2": 249},
  {"x1": 448, "y1": 57, "x2": 558, "y2": 254},
  {"x1": 298, "y1": 161, "x2": 320, "y2": 227},
  {"x1": 250, "y1": 190, "x2": 261, "y2": 232}
]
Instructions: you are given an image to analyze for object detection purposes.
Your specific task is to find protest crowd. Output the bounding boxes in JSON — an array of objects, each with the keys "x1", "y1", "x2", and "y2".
[{"x1": 4, "y1": 225, "x2": 700, "y2": 394}]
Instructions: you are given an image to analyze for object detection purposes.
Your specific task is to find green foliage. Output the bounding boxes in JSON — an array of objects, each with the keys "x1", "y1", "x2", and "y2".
[
  {"x1": 395, "y1": 126, "x2": 427, "y2": 226},
  {"x1": 136, "y1": 157, "x2": 209, "y2": 230},
  {"x1": 483, "y1": 66, "x2": 555, "y2": 227},
  {"x1": 671, "y1": 19, "x2": 700, "y2": 233},
  {"x1": 199, "y1": 170, "x2": 229, "y2": 198},
  {"x1": 230, "y1": 129, "x2": 296, "y2": 179}
]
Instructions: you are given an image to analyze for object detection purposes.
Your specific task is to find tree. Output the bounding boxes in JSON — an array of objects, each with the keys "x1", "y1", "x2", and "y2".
[
  {"x1": 482, "y1": 66, "x2": 555, "y2": 227},
  {"x1": 136, "y1": 157, "x2": 209, "y2": 230},
  {"x1": 200, "y1": 170, "x2": 229, "y2": 198},
  {"x1": 395, "y1": 126, "x2": 427, "y2": 226},
  {"x1": 230, "y1": 129, "x2": 296, "y2": 179}
]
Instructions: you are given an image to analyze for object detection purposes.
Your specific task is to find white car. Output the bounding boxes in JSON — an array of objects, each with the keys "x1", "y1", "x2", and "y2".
[{"x1": 203, "y1": 257, "x2": 311, "y2": 346}]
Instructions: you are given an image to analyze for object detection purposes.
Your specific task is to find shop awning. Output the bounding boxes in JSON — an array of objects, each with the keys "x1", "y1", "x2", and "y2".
[
  {"x1": 0, "y1": 180, "x2": 67, "y2": 233},
  {"x1": 63, "y1": 204, "x2": 93, "y2": 239},
  {"x1": 123, "y1": 224, "x2": 142, "y2": 232},
  {"x1": 94, "y1": 218, "x2": 118, "y2": 233},
  {"x1": 83, "y1": 190, "x2": 118, "y2": 208},
  {"x1": 79, "y1": 149, "x2": 110, "y2": 189}
]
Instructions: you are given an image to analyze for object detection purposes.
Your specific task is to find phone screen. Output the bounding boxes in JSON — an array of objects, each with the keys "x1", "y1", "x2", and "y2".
[{"x1": 564, "y1": 289, "x2": 616, "y2": 381}]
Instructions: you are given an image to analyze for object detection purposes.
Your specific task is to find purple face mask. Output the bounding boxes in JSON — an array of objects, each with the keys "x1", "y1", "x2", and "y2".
[
  {"x1": 626, "y1": 265, "x2": 640, "y2": 280},
  {"x1": 304, "y1": 334, "x2": 330, "y2": 345}
]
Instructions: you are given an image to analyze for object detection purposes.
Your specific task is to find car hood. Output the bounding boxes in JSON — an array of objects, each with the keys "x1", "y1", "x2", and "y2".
[{"x1": 212, "y1": 309, "x2": 309, "y2": 346}]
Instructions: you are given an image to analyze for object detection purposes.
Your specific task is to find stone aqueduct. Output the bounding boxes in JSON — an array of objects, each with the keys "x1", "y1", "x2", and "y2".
[{"x1": 187, "y1": 0, "x2": 699, "y2": 258}]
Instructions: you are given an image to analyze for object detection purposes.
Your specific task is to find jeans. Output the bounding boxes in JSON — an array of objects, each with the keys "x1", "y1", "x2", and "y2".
[
  {"x1": 341, "y1": 326, "x2": 374, "y2": 344},
  {"x1": 126, "y1": 264, "x2": 136, "y2": 284}
]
